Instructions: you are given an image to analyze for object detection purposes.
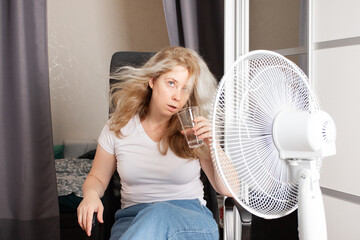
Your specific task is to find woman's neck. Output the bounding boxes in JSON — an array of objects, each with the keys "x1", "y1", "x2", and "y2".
[
  {"x1": 140, "y1": 111, "x2": 170, "y2": 142},
  {"x1": 145, "y1": 100, "x2": 172, "y2": 126},
  {"x1": 142, "y1": 115, "x2": 169, "y2": 130}
]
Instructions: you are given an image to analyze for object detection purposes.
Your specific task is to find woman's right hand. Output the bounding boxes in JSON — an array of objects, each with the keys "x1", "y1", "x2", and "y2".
[
  {"x1": 77, "y1": 144, "x2": 117, "y2": 236},
  {"x1": 77, "y1": 191, "x2": 104, "y2": 236}
]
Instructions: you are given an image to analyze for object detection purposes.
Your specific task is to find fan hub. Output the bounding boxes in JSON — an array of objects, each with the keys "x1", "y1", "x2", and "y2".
[{"x1": 273, "y1": 110, "x2": 336, "y2": 159}]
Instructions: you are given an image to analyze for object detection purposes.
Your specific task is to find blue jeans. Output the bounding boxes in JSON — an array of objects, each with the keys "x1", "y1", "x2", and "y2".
[{"x1": 110, "y1": 199, "x2": 219, "y2": 240}]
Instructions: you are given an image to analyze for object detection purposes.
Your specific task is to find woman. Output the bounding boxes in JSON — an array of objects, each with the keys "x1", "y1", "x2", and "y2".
[{"x1": 77, "y1": 46, "x2": 231, "y2": 239}]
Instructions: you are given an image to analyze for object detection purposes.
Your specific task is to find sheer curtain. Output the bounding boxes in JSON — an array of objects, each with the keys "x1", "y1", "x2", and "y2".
[
  {"x1": 162, "y1": 0, "x2": 224, "y2": 80},
  {"x1": 0, "y1": 0, "x2": 60, "y2": 239}
]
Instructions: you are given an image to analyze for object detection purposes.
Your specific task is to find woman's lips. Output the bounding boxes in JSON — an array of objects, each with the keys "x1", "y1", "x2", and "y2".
[{"x1": 168, "y1": 104, "x2": 177, "y2": 112}]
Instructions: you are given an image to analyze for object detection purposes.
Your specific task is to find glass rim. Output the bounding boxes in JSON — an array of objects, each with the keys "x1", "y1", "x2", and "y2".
[{"x1": 177, "y1": 106, "x2": 198, "y2": 115}]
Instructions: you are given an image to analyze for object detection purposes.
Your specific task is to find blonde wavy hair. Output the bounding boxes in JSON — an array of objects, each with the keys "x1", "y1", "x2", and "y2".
[{"x1": 109, "y1": 46, "x2": 217, "y2": 159}]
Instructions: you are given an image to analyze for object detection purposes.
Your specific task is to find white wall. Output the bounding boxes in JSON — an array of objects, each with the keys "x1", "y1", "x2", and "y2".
[
  {"x1": 47, "y1": 0, "x2": 169, "y2": 145},
  {"x1": 314, "y1": 0, "x2": 360, "y2": 239}
]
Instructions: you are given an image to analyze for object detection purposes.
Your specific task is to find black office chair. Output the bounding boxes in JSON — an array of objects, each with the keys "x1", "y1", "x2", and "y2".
[
  {"x1": 89, "y1": 51, "x2": 299, "y2": 240},
  {"x1": 90, "y1": 51, "x2": 220, "y2": 240}
]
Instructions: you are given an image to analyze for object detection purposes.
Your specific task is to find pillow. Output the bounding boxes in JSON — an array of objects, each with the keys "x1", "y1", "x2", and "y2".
[
  {"x1": 63, "y1": 139, "x2": 97, "y2": 158},
  {"x1": 78, "y1": 149, "x2": 96, "y2": 159},
  {"x1": 54, "y1": 145, "x2": 65, "y2": 159}
]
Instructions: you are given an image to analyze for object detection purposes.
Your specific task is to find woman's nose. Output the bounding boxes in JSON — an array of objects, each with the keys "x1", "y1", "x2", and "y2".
[{"x1": 172, "y1": 88, "x2": 182, "y2": 101}]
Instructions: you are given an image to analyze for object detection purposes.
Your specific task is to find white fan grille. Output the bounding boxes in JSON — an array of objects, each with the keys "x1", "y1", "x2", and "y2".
[{"x1": 211, "y1": 50, "x2": 320, "y2": 219}]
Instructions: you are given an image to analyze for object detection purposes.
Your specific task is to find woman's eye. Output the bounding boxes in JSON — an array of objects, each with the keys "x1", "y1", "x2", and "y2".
[
  {"x1": 168, "y1": 81, "x2": 175, "y2": 87},
  {"x1": 182, "y1": 88, "x2": 190, "y2": 93}
]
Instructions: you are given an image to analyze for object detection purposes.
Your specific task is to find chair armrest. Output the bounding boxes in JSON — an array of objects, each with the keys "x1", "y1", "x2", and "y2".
[
  {"x1": 90, "y1": 212, "x2": 101, "y2": 240},
  {"x1": 224, "y1": 197, "x2": 252, "y2": 240},
  {"x1": 90, "y1": 172, "x2": 121, "y2": 240}
]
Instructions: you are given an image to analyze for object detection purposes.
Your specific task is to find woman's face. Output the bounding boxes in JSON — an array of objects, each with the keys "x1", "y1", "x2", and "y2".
[{"x1": 149, "y1": 65, "x2": 192, "y2": 118}]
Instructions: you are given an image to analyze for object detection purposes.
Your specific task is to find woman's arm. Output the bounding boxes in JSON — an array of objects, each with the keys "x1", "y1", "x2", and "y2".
[
  {"x1": 77, "y1": 144, "x2": 116, "y2": 236},
  {"x1": 193, "y1": 117, "x2": 233, "y2": 197},
  {"x1": 199, "y1": 153, "x2": 232, "y2": 197}
]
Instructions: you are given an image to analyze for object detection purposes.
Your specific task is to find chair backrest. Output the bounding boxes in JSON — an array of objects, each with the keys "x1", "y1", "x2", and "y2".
[
  {"x1": 109, "y1": 51, "x2": 155, "y2": 115},
  {"x1": 92, "y1": 51, "x2": 219, "y2": 240}
]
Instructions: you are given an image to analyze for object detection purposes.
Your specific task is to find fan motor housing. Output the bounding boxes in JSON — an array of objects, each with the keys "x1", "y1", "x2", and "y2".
[{"x1": 272, "y1": 110, "x2": 336, "y2": 159}]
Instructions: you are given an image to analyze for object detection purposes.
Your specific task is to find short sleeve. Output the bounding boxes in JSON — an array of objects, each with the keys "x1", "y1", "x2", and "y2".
[{"x1": 98, "y1": 123, "x2": 115, "y2": 155}]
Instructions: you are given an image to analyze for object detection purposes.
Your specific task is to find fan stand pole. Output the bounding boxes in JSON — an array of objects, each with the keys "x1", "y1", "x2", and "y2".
[{"x1": 297, "y1": 160, "x2": 327, "y2": 240}]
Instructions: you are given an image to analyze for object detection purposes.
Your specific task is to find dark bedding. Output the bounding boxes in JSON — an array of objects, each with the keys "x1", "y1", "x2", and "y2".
[{"x1": 55, "y1": 158, "x2": 93, "y2": 212}]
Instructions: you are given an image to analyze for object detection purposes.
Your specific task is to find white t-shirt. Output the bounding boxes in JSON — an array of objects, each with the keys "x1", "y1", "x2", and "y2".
[{"x1": 98, "y1": 115, "x2": 205, "y2": 209}]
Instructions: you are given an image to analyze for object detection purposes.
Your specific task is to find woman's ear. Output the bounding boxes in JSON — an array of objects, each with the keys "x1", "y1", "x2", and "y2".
[{"x1": 149, "y1": 78, "x2": 154, "y2": 89}]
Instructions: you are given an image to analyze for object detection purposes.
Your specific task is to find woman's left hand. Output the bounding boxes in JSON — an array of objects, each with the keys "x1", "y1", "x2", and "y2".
[{"x1": 193, "y1": 116, "x2": 212, "y2": 147}]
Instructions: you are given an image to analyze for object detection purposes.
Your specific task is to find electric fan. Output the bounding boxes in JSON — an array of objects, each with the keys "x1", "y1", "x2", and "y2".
[{"x1": 211, "y1": 50, "x2": 336, "y2": 240}]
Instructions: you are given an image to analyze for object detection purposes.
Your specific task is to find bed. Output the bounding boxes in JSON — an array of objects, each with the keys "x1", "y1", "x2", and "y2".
[
  {"x1": 56, "y1": 157, "x2": 93, "y2": 212},
  {"x1": 55, "y1": 140, "x2": 96, "y2": 239}
]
